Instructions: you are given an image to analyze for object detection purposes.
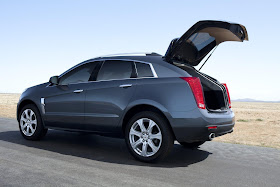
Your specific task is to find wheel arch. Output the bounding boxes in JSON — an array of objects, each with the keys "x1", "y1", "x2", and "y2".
[
  {"x1": 17, "y1": 99, "x2": 41, "y2": 122},
  {"x1": 121, "y1": 103, "x2": 176, "y2": 139}
]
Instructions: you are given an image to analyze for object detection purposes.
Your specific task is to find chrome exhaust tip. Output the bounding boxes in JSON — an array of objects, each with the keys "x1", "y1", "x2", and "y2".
[{"x1": 209, "y1": 133, "x2": 215, "y2": 141}]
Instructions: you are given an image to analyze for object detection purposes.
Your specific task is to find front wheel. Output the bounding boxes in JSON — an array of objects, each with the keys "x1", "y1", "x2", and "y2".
[
  {"x1": 19, "y1": 104, "x2": 48, "y2": 140},
  {"x1": 125, "y1": 111, "x2": 174, "y2": 162}
]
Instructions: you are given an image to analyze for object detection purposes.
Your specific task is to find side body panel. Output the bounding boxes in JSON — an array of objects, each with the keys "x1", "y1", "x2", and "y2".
[
  {"x1": 130, "y1": 77, "x2": 197, "y2": 113},
  {"x1": 84, "y1": 79, "x2": 137, "y2": 132},
  {"x1": 43, "y1": 83, "x2": 89, "y2": 130}
]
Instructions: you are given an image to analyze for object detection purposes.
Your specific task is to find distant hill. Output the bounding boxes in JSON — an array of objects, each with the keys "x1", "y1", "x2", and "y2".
[{"x1": 232, "y1": 98, "x2": 280, "y2": 103}]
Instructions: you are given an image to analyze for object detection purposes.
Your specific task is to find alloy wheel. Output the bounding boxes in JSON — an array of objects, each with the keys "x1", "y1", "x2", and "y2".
[
  {"x1": 20, "y1": 109, "x2": 37, "y2": 136},
  {"x1": 129, "y1": 118, "x2": 162, "y2": 157}
]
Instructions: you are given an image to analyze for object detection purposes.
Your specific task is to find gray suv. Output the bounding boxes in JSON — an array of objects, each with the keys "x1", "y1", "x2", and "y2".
[{"x1": 17, "y1": 20, "x2": 248, "y2": 162}]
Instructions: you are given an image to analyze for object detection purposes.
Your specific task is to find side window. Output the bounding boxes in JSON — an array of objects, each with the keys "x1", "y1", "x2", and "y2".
[
  {"x1": 59, "y1": 62, "x2": 97, "y2": 85},
  {"x1": 97, "y1": 60, "x2": 133, "y2": 81},
  {"x1": 135, "y1": 62, "x2": 154, "y2": 77}
]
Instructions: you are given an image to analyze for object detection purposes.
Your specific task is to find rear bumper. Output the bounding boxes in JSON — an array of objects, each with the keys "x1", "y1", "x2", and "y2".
[
  {"x1": 208, "y1": 123, "x2": 234, "y2": 137},
  {"x1": 169, "y1": 108, "x2": 235, "y2": 142}
]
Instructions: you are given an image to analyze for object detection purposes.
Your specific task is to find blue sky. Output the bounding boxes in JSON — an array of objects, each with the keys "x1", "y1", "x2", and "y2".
[{"x1": 0, "y1": 0, "x2": 279, "y2": 101}]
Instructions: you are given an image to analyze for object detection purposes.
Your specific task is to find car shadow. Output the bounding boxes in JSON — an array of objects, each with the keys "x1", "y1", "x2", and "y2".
[{"x1": 0, "y1": 130, "x2": 211, "y2": 168}]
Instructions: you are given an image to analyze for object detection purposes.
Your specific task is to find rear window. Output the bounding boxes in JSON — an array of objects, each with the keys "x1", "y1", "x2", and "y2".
[
  {"x1": 135, "y1": 62, "x2": 154, "y2": 78},
  {"x1": 97, "y1": 60, "x2": 133, "y2": 81},
  {"x1": 188, "y1": 32, "x2": 215, "y2": 51}
]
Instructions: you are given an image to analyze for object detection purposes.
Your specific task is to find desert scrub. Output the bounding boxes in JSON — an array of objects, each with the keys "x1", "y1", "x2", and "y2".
[
  {"x1": 237, "y1": 119, "x2": 250, "y2": 122},
  {"x1": 256, "y1": 118, "x2": 263, "y2": 121}
]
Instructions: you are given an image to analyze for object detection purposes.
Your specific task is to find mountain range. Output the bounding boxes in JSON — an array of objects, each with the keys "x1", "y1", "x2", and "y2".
[{"x1": 232, "y1": 98, "x2": 280, "y2": 103}]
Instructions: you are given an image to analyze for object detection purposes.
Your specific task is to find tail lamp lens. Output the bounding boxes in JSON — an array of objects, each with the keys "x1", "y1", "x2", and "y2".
[
  {"x1": 222, "y1": 83, "x2": 231, "y2": 108},
  {"x1": 180, "y1": 77, "x2": 205, "y2": 109}
]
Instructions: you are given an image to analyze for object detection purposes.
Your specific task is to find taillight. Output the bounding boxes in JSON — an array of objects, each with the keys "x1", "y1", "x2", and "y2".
[
  {"x1": 208, "y1": 126, "x2": 217, "y2": 130},
  {"x1": 180, "y1": 77, "x2": 205, "y2": 109},
  {"x1": 222, "y1": 83, "x2": 231, "y2": 108}
]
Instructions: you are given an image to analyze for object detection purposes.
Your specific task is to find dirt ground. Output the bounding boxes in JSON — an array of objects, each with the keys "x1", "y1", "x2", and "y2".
[
  {"x1": 215, "y1": 102, "x2": 280, "y2": 149},
  {"x1": 0, "y1": 93, "x2": 279, "y2": 149},
  {"x1": 0, "y1": 93, "x2": 20, "y2": 119}
]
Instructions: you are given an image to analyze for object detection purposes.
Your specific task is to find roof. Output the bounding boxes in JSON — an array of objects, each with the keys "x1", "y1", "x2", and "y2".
[{"x1": 87, "y1": 52, "x2": 165, "y2": 64}]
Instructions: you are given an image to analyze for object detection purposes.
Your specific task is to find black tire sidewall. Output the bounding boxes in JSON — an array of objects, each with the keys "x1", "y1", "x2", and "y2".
[
  {"x1": 19, "y1": 104, "x2": 47, "y2": 140},
  {"x1": 125, "y1": 111, "x2": 173, "y2": 162}
]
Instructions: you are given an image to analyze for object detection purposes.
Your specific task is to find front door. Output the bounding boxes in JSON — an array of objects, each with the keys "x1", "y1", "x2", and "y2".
[{"x1": 44, "y1": 61, "x2": 99, "y2": 130}]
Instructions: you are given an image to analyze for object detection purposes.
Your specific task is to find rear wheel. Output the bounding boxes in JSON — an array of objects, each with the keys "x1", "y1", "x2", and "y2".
[
  {"x1": 19, "y1": 104, "x2": 48, "y2": 140},
  {"x1": 125, "y1": 111, "x2": 174, "y2": 162},
  {"x1": 179, "y1": 141, "x2": 205, "y2": 149}
]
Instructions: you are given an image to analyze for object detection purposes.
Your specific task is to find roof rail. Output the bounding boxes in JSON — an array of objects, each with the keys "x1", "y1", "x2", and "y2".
[{"x1": 98, "y1": 52, "x2": 161, "y2": 58}]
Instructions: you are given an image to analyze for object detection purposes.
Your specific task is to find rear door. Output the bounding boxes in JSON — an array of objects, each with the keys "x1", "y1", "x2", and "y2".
[
  {"x1": 84, "y1": 60, "x2": 137, "y2": 132},
  {"x1": 165, "y1": 20, "x2": 249, "y2": 66}
]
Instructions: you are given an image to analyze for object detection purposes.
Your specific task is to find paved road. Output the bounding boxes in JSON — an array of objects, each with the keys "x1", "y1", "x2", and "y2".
[{"x1": 0, "y1": 118, "x2": 279, "y2": 186}]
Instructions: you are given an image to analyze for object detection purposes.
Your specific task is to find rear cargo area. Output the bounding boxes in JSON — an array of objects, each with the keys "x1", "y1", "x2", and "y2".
[{"x1": 176, "y1": 64, "x2": 229, "y2": 111}]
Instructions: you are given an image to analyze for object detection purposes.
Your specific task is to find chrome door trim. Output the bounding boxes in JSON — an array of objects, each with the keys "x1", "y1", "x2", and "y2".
[
  {"x1": 40, "y1": 98, "x2": 45, "y2": 114},
  {"x1": 73, "y1": 89, "x2": 84, "y2": 93},
  {"x1": 119, "y1": 84, "x2": 132, "y2": 88}
]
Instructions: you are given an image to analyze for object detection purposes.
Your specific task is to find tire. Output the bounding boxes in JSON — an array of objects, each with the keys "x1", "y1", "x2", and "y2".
[
  {"x1": 18, "y1": 104, "x2": 48, "y2": 140},
  {"x1": 125, "y1": 111, "x2": 174, "y2": 162},
  {"x1": 179, "y1": 141, "x2": 205, "y2": 149}
]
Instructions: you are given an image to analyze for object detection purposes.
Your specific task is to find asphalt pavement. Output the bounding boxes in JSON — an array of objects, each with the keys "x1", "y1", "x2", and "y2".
[{"x1": 0, "y1": 118, "x2": 279, "y2": 186}]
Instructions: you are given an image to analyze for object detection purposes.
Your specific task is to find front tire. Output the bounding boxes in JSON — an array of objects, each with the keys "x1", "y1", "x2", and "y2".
[
  {"x1": 19, "y1": 104, "x2": 48, "y2": 140},
  {"x1": 125, "y1": 111, "x2": 174, "y2": 162}
]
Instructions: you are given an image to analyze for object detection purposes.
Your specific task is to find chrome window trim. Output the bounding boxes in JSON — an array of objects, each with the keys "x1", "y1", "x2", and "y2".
[
  {"x1": 46, "y1": 58, "x2": 158, "y2": 87},
  {"x1": 134, "y1": 61, "x2": 158, "y2": 78},
  {"x1": 47, "y1": 77, "x2": 157, "y2": 87},
  {"x1": 103, "y1": 59, "x2": 158, "y2": 78},
  {"x1": 149, "y1": 63, "x2": 158, "y2": 78},
  {"x1": 133, "y1": 61, "x2": 138, "y2": 77}
]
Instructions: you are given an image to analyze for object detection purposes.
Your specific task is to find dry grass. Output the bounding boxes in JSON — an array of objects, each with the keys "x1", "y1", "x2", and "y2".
[
  {"x1": 215, "y1": 102, "x2": 280, "y2": 149},
  {"x1": 0, "y1": 94, "x2": 279, "y2": 149},
  {"x1": 0, "y1": 93, "x2": 20, "y2": 119}
]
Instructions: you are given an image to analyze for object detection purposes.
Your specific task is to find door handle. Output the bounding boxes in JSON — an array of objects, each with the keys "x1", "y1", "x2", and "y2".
[
  {"x1": 119, "y1": 84, "x2": 132, "y2": 88},
  {"x1": 73, "y1": 89, "x2": 83, "y2": 93}
]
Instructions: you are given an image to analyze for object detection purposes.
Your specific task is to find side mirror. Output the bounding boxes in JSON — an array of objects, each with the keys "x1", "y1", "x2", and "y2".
[{"x1": 49, "y1": 76, "x2": 59, "y2": 85}]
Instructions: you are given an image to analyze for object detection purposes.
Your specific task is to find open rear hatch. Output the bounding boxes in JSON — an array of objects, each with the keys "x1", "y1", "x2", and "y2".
[
  {"x1": 165, "y1": 20, "x2": 248, "y2": 112},
  {"x1": 164, "y1": 20, "x2": 248, "y2": 66}
]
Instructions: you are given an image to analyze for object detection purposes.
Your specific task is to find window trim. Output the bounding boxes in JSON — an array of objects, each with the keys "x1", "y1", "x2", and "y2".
[
  {"x1": 134, "y1": 61, "x2": 157, "y2": 78},
  {"x1": 46, "y1": 58, "x2": 158, "y2": 87}
]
